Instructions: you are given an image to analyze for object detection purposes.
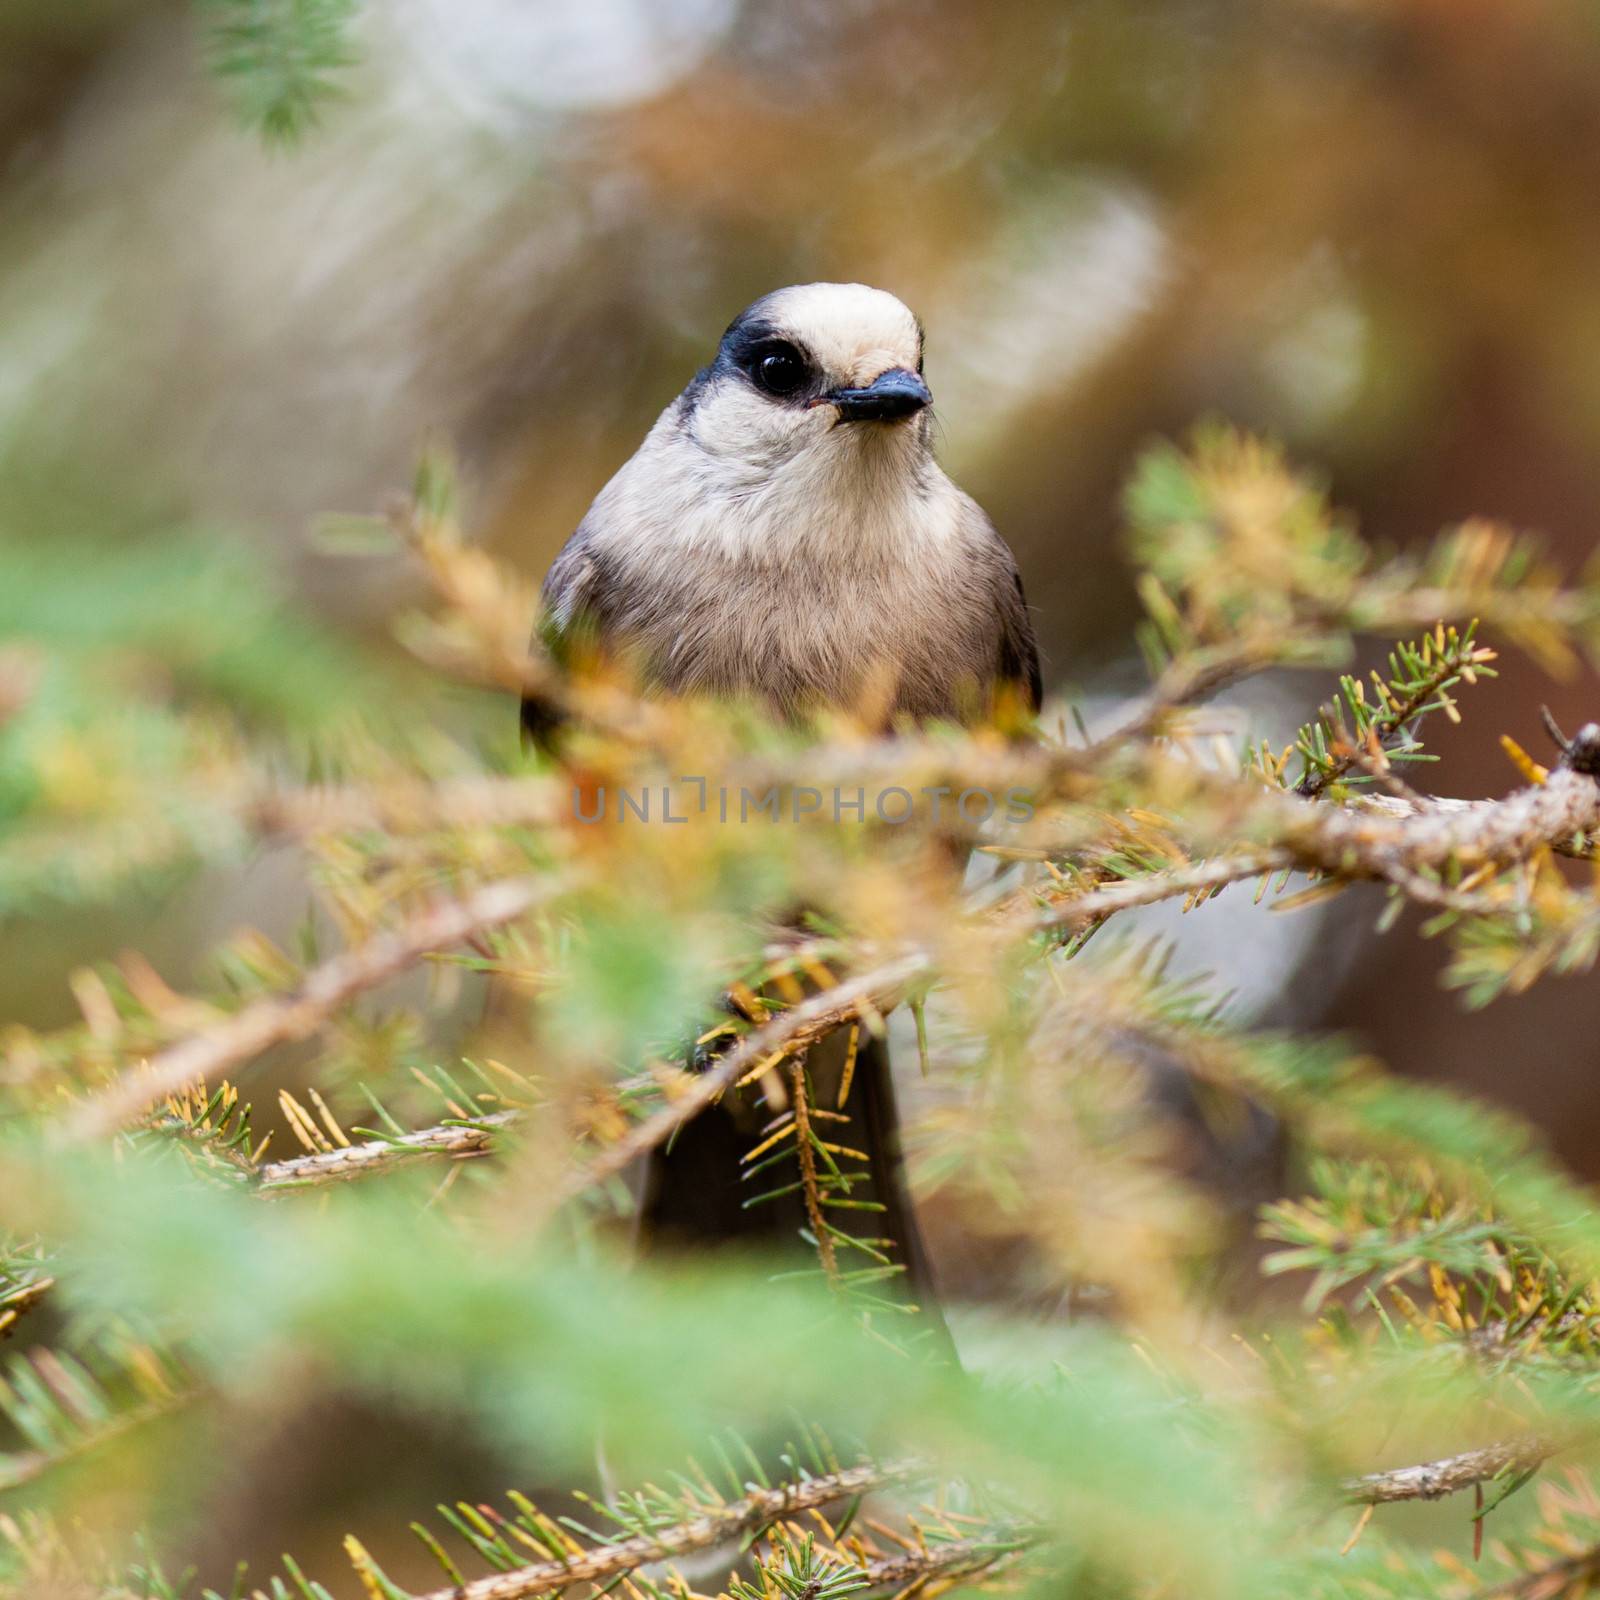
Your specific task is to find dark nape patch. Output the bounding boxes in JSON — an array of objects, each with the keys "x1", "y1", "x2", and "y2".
[{"x1": 677, "y1": 364, "x2": 714, "y2": 417}]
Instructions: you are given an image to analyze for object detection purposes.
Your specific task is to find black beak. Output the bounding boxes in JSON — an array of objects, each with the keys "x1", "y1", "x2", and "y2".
[{"x1": 825, "y1": 367, "x2": 932, "y2": 422}]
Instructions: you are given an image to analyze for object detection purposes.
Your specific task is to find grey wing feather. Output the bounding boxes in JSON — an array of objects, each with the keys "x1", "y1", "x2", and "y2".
[
  {"x1": 520, "y1": 532, "x2": 604, "y2": 749},
  {"x1": 960, "y1": 498, "x2": 1042, "y2": 715},
  {"x1": 999, "y1": 565, "x2": 1042, "y2": 713}
]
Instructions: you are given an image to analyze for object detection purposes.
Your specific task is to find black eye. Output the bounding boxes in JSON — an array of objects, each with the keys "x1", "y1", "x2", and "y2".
[{"x1": 752, "y1": 341, "x2": 810, "y2": 398}]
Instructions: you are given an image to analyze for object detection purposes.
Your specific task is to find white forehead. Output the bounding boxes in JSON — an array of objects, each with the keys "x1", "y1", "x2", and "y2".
[{"x1": 762, "y1": 282, "x2": 921, "y2": 379}]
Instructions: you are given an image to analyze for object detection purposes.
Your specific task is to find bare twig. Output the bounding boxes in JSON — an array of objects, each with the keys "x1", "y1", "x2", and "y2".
[
  {"x1": 65, "y1": 878, "x2": 549, "y2": 1143},
  {"x1": 401, "y1": 1460, "x2": 919, "y2": 1600},
  {"x1": 1343, "y1": 1437, "x2": 1556, "y2": 1505}
]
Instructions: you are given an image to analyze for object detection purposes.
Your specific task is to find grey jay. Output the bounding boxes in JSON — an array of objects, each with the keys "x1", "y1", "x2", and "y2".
[{"x1": 524, "y1": 282, "x2": 1041, "y2": 1340}]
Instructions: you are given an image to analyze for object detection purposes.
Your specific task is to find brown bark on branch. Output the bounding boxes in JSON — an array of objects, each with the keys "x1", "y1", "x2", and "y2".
[
  {"x1": 1031, "y1": 769, "x2": 1600, "y2": 932},
  {"x1": 1287, "y1": 768, "x2": 1600, "y2": 876},
  {"x1": 1342, "y1": 1437, "x2": 1556, "y2": 1505}
]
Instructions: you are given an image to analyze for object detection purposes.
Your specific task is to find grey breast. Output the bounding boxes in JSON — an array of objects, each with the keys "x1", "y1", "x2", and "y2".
[{"x1": 545, "y1": 508, "x2": 1035, "y2": 725}]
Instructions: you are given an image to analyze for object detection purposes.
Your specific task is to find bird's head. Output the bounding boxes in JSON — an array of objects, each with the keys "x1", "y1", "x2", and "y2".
[{"x1": 683, "y1": 282, "x2": 933, "y2": 470}]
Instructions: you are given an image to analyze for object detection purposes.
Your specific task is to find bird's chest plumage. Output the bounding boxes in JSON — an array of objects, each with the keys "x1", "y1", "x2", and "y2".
[
  {"x1": 604, "y1": 526, "x2": 992, "y2": 721},
  {"x1": 571, "y1": 425, "x2": 1008, "y2": 722}
]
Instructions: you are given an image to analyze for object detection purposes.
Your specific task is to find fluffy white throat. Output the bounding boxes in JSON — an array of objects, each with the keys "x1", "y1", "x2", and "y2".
[{"x1": 587, "y1": 402, "x2": 964, "y2": 573}]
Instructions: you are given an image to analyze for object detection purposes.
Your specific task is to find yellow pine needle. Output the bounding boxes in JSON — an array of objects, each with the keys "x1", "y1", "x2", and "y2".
[
  {"x1": 807, "y1": 1507, "x2": 838, "y2": 1540},
  {"x1": 837, "y1": 1023, "x2": 861, "y2": 1110},
  {"x1": 498, "y1": 1513, "x2": 553, "y2": 1557},
  {"x1": 1126, "y1": 808, "x2": 1172, "y2": 829},
  {"x1": 740, "y1": 1119, "x2": 798, "y2": 1165},
  {"x1": 1455, "y1": 863, "x2": 1499, "y2": 896},
  {"x1": 855, "y1": 996, "x2": 887, "y2": 1038},
  {"x1": 1339, "y1": 1504, "x2": 1374, "y2": 1556},
  {"x1": 758, "y1": 1067, "x2": 790, "y2": 1112},
  {"x1": 800, "y1": 956, "x2": 838, "y2": 991},
  {"x1": 278, "y1": 1090, "x2": 329, "y2": 1153},
  {"x1": 1271, "y1": 879, "x2": 1350, "y2": 914},
  {"x1": 771, "y1": 969, "x2": 806, "y2": 1006},
  {"x1": 307, "y1": 1086, "x2": 350, "y2": 1148},
  {"x1": 739, "y1": 1057, "x2": 784, "y2": 1096},
  {"x1": 412, "y1": 1065, "x2": 469, "y2": 1119},
  {"x1": 343, "y1": 1537, "x2": 393, "y2": 1600},
  {"x1": 863, "y1": 1518, "x2": 916, "y2": 1551},
  {"x1": 1500, "y1": 734, "x2": 1549, "y2": 785},
  {"x1": 482, "y1": 1056, "x2": 536, "y2": 1093},
  {"x1": 728, "y1": 982, "x2": 767, "y2": 1022}
]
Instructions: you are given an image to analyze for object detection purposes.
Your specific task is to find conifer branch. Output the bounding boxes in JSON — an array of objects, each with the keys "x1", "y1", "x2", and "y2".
[
  {"x1": 256, "y1": 1111, "x2": 518, "y2": 1191},
  {"x1": 788, "y1": 1057, "x2": 841, "y2": 1291},
  {"x1": 0, "y1": 1341, "x2": 196, "y2": 1493},
  {"x1": 563, "y1": 956, "x2": 929, "y2": 1203},
  {"x1": 851, "y1": 1534, "x2": 1033, "y2": 1592},
  {"x1": 1031, "y1": 850, "x2": 1296, "y2": 932},
  {"x1": 402, "y1": 1460, "x2": 917, "y2": 1600},
  {"x1": 1030, "y1": 766, "x2": 1600, "y2": 933},
  {"x1": 1343, "y1": 1437, "x2": 1557, "y2": 1505},
  {"x1": 65, "y1": 878, "x2": 549, "y2": 1142},
  {"x1": 1282, "y1": 766, "x2": 1600, "y2": 876},
  {"x1": 0, "y1": 1277, "x2": 53, "y2": 1341}
]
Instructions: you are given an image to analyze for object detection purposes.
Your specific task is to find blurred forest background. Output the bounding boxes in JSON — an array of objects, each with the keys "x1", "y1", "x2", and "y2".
[{"x1": 6, "y1": 0, "x2": 1600, "y2": 1585}]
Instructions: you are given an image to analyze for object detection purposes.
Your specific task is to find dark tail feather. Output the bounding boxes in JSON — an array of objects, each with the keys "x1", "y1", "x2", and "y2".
[{"x1": 638, "y1": 1033, "x2": 954, "y2": 1360}]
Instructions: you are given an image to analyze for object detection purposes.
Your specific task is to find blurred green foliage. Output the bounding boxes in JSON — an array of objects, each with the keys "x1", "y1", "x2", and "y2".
[{"x1": 196, "y1": 0, "x2": 359, "y2": 145}]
